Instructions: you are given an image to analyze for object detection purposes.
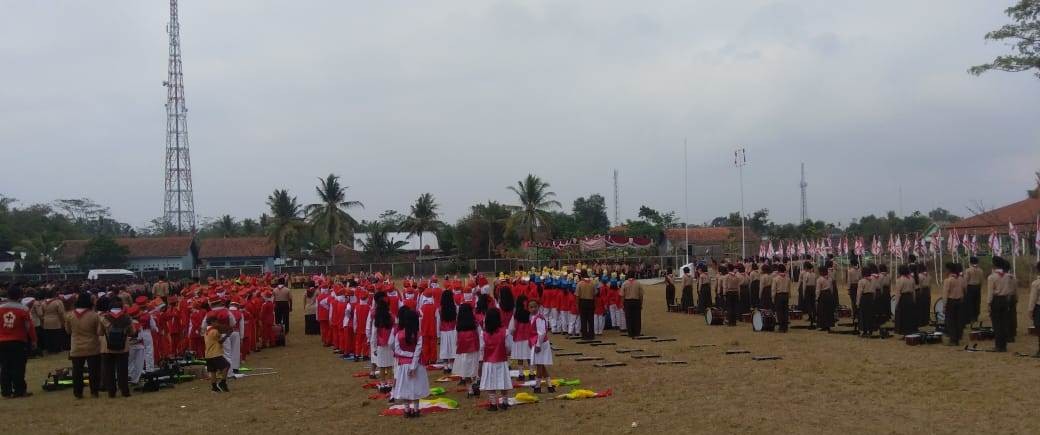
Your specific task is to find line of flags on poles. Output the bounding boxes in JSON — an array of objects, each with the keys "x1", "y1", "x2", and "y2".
[{"x1": 757, "y1": 218, "x2": 1040, "y2": 260}]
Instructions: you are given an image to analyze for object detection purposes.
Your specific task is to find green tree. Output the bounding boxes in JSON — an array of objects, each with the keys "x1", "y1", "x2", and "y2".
[
  {"x1": 241, "y1": 218, "x2": 259, "y2": 236},
  {"x1": 14, "y1": 233, "x2": 62, "y2": 273},
  {"x1": 927, "y1": 207, "x2": 961, "y2": 223},
  {"x1": 402, "y1": 193, "x2": 442, "y2": 259},
  {"x1": 572, "y1": 194, "x2": 610, "y2": 234},
  {"x1": 217, "y1": 215, "x2": 237, "y2": 238},
  {"x1": 358, "y1": 220, "x2": 407, "y2": 261},
  {"x1": 469, "y1": 201, "x2": 512, "y2": 258},
  {"x1": 306, "y1": 174, "x2": 364, "y2": 252},
  {"x1": 78, "y1": 235, "x2": 129, "y2": 269},
  {"x1": 506, "y1": 174, "x2": 561, "y2": 241},
  {"x1": 266, "y1": 189, "x2": 306, "y2": 257},
  {"x1": 970, "y1": 0, "x2": 1040, "y2": 79}
]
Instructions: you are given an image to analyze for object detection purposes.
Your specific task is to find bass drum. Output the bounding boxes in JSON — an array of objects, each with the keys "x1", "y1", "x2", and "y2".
[
  {"x1": 891, "y1": 297, "x2": 898, "y2": 317},
  {"x1": 752, "y1": 309, "x2": 776, "y2": 332},
  {"x1": 933, "y1": 298, "x2": 946, "y2": 326},
  {"x1": 705, "y1": 307, "x2": 725, "y2": 325}
]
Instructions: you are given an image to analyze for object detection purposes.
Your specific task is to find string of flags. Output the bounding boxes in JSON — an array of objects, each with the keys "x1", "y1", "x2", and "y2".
[{"x1": 756, "y1": 220, "x2": 1038, "y2": 259}]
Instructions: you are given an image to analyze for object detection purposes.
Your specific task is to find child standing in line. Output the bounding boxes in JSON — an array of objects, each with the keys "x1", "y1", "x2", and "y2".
[
  {"x1": 527, "y1": 298, "x2": 555, "y2": 394},
  {"x1": 437, "y1": 291, "x2": 457, "y2": 374},
  {"x1": 204, "y1": 310, "x2": 231, "y2": 393},
  {"x1": 390, "y1": 309, "x2": 428, "y2": 418},
  {"x1": 453, "y1": 304, "x2": 482, "y2": 397},
  {"x1": 507, "y1": 295, "x2": 532, "y2": 380},
  {"x1": 368, "y1": 294, "x2": 395, "y2": 393},
  {"x1": 479, "y1": 309, "x2": 512, "y2": 411}
]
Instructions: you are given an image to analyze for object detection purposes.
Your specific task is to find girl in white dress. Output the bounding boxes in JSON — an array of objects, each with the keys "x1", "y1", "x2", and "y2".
[
  {"x1": 390, "y1": 309, "x2": 428, "y2": 418},
  {"x1": 453, "y1": 304, "x2": 482, "y2": 396},
  {"x1": 528, "y1": 298, "x2": 555, "y2": 394},
  {"x1": 479, "y1": 308, "x2": 512, "y2": 411},
  {"x1": 436, "y1": 292, "x2": 457, "y2": 372},
  {"x1": 507, "y1": 295, "x2": 533, "y2": 380},
  {"x1": 367, "y1": 294, "x2": 395, "y2": 393}
]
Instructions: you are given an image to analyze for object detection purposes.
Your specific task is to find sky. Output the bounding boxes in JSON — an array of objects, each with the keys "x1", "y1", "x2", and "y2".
[{"x1": 1, "y1": 0, "x2": 1038, "y2": 230}]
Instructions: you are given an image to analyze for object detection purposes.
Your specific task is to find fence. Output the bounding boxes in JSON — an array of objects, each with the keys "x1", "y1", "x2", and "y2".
[{"x1": 2, "y1": 255, "x2": 688, "y2": 283}]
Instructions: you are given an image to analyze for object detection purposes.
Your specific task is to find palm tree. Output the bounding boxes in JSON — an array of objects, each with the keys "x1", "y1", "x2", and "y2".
[
  {"x1": 266, "y1": 189, "x2": 305, "y2": 257},
  {"x1": 402, "y1": 193, "x2": 442, "y2": 260},
  {"x1": 218, "y1": 215, "x2": 237, "y2": 238},
  {"x1": 306, "y1": 174, "x2": 363, "y2": 264},
  {"x1": 506, "y1": 174, "x2": 561, "y2": 242},
  {"x1": 471, "y1": 201, "x2": 511, "y2": 257},
  {"x1": 359, "y1": 221, "x2": 408, "y2": 262}
]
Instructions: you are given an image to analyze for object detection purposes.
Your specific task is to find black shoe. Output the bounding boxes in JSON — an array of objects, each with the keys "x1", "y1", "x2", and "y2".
[
  {"x1": 500, "y1": 402, "x2": 510, "y2": 411},
  {"x1": 443, "y1": 367, "x2": 451, "y2": 374},
  {"x1": 211, "y1": 383, "x2": 221, "y2": 393},
  {"x1": 487, "y1": 403, "x2": 498, "y2": 412},
  {"x1": 548, "y1": 386, "x2": 557, "y2": 393},
  {"x1": 457, "y1": 379, "x2": 467, "y2": 386},
  {"x1": 218, "y1": 380, "x2": 229, "y2": 392},
  {"x1": 388, "y1": 397, "x2": 396, "y2": 403},
  {"x1": 470, "y1": 384, "x2": 480, "y2": 397},
  {"x1": 533, "y1": 386, "x2": 542, "y2": 394}
]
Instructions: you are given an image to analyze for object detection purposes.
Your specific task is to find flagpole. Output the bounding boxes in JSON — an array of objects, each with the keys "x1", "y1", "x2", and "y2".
[{"x1": 684, "y1": 139, "x2": 689, "y2": 265}]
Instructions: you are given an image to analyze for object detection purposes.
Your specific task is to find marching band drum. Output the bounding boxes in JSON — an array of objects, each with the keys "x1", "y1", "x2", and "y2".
[{"x1": 752, "y1": 309, "x2": 776, "y2": 332}]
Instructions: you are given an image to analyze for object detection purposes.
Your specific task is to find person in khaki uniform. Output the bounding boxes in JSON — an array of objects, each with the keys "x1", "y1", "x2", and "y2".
[
  {"x1": 986, "y1": 257, "x2": 1015, "y2": 352},
  {"x1": 41, "y1": 291, "x2": 67, "y2": 354},
  {"x1": 1026, "y1": 261, "x2": 1040, "y2": 357},
  {"x1": 97, "y1": 299, "x2": 134, "y2": 398},
  {"x1": 621, "y1": 277, "x2": 644, "y2": 337},
  {"x1": 963, "y1": 257, "x2": 984, "y2": 326},
  {"x1": 941, "y1": 262, "x2": 966, "y2": 346},
  {"x1": 65, "y1": 293, "x2": 101, "y2": 398}
]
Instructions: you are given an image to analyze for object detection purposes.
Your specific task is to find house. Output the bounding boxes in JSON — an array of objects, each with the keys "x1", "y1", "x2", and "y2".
[
  {"x1": 56, "y1": 236, "x2": 197, "y2": 272},
  {"x1": 944, "y1": 195, "x2": 1039, "y2": 254},
  {"x1": 663, "y1": 226, "x2": 762, "y2": 259},
  {"x1": 0, "y1": 251, "x2": 20, "y2": 272},
  {"x1": 353, "y1": 232, "x2": 440, "y2": 254},
  {"x1": 198, "y1": 237, "x2": 280, "y2": 272}
]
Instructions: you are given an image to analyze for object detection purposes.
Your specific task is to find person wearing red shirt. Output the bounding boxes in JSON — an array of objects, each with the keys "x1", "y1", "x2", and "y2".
[
  {"x1": 259, "y1": 293, "x2": 276, "y2": 348},
  {"x1": 1, "y1": 286, "x2": 37, "y2": 398},
  {"x1": 317, "y1": 288, "x2": 332, "y2": 346},
  {"x1": 417, "y1": 290, "x2": 438, "y2": 365}
]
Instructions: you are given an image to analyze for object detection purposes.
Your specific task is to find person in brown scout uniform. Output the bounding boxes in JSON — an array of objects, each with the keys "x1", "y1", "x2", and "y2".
[
  {"x1": 1026, "y1": 261, "x2": 1040, "y2": 356},
  {"x1": 680, "y1": 267, "x2": 694, "y2": 311},
  {"x1": 65, "y1": 293, "x2": 101, "y2": 398},
  {"x1": 847, "y1": 258, "x2": 862, "y2": 327},
  {"x1": 722, "y1": 265, "x2": 739, "y2": 326},
  {"x1": 759, "y1": 263, "x2": 774, "y2": 310},
  {"x1": 941, "y1": 262, "x2": 965, "y2": 346},
  {"x1": 815, "y1": 267, "x2": 836, "y2": 332},
  {"x1": 800, "y1": 262, "x2": 818, "y2": 328},
  {"x1": 773, "y1": 264, "x2": 791, "y2": 332},
  {"x1": 986, "y1": 257, "x2": 1014, "y2": 352},
  {"x1": 856, "y1": 264, "x2": 876, "y2": 337},
  {"x1": 963, "y1": 257, "x2": 984, "y2": 327},
  {"x1": 576, "y1": 271, "x2": 596, "y2": 340},
  {"x1": 894, "y1": 265, "x2": 917, "y2": 335},
  {"x1": 621, "y1": 276, "x2": 644, "y2": 337}
]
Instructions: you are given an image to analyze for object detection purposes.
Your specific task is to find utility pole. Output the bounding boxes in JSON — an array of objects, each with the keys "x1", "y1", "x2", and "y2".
[
  {"x1": 800, "y1": 163, "x2": 808, "y2": 224},
  {"x1": 613, "y1": 169, "x2": 621, "y2": 226}
]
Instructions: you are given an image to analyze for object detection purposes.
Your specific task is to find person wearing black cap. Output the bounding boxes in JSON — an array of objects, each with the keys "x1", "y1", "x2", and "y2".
[{"x1": 987, "y1": 257, "x2": 1014, "y2": 352}]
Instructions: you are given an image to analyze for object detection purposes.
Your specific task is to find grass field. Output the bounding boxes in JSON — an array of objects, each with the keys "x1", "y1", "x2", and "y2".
[{"x1": 10, "y1": 283, "x2": 1040, "y2": 435}]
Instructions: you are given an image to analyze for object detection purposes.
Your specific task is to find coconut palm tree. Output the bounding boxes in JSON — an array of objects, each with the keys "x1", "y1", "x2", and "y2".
[
  {"x1": 306, "y1": 174, "x2": 363, "y2": 254},
  {"x1": 402, "y1": 193, "x2": 442, "y2": 260},
  {"x1": 359, "y1": 221, "x2": 408, "y2": 262},
  {"x1": 471, "y1": 201, "x2": 511, "y2": 257},
  {"x1": 218, "y1": 215, "x2": 237, "y2": 238},
  {"x1": 266, "y1": 189, "x2": 305, "y2": 257},
  {"x1": 506, "y1": 174, "x2": 561, "y2": 242}
]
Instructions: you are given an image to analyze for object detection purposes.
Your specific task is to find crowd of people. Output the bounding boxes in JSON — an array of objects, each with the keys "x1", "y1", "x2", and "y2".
[
  {"x1": 662, "y1": 254, "x2": 1040, "y2": 353},
  {"x1": 308, "y1": 266, "x2": 644, "y2": 415},
  {"x1": 0, "y1": 274, "x2": 293, "y2": 399}
]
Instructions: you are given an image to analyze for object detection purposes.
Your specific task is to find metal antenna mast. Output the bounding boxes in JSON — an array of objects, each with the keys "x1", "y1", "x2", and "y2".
[
  {"x1": 799, "y1": 163, "x2": 808, "y2": 224},
  {"x1": 163, "y1": 0, "x2": 196, "y2": 234},
  {"x1": 613, "y1": 169, "x2": 620, "y2": 225}
]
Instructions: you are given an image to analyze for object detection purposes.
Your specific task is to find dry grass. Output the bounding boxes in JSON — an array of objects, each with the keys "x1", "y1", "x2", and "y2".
[{"x1": 10, "y1": 285, "x2": 1040, "y2": 435}]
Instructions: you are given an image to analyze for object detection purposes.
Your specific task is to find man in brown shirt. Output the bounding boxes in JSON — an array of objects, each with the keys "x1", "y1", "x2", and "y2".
[
  {"x1": 964, "y1": 257, "x2": 984, "y2": 325},
  {"x1": 273, "y1": 284, "x2": 293, "y2": 334},
  {"x1": 576, "y1": 272, "x2": 597, "y2": 340},
  {"x1": 722, "y1": 265, "x2": 740, "y2": 326},
  {"x1": 941, "y1": 263, "x2": 965, "y2": 346},
  {"x1": 847, "y1": 260, "x2": 862, "y2": 323},
  {"x1": 986, "y1": 257, "x2": 1014, "y2": 352},
  {"x1": 621, "y1": 277, "x2": 644, "y2": 337}
]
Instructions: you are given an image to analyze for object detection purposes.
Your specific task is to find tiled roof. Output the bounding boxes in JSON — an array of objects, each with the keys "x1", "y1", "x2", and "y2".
[
  {"x1": 57, "y1": 236, "x2": 194, "y2": 263},
  {"x1": 198, "y1": 237, "x2": 278, "y2": 259},
  {"x1": 944, "y1": 197, "x2": 1040, "y2": 233}
]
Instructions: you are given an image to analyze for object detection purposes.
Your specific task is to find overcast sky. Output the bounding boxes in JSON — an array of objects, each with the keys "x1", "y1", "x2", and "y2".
[{"x1": 2, "y1": 1, "x2": 1038, "y2": 229}]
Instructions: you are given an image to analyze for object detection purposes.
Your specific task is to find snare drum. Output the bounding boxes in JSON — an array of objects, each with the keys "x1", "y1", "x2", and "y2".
[
  {"x1": 752, "y1": 310, "x2": 776, "y2": 332},
  {"x1": 924, "y1": 332, "x2": 943, "y2": 344},
  {"x1": 970, "y1": 328, "x2": 994, "y2": 341},
  {"x1": 789, "y1": 310, "x2": 804, "y2": 320},
  {"x1": 739, "y1": 312, "x2": 752, "y2": 323},
  {"x1": 1029, "y1": 326, "x2": 1038, "y2": 337},
  {"x1": 705, "y1": 307, "x2": 725, "y2": 325},
  {"x1": 904, "y1": 333, "x2": 923, "y2": 346}
]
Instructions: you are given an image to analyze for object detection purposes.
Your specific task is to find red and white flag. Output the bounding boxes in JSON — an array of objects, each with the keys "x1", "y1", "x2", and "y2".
[
  {"x1": 873, "y1": 236, "x2": 882, "y2": 256},
  {"x1": 893, "y1": 235, "x2": 903, "y2": 258},
  {"x1": 768, "y1": 240, "x2": 775, "y2": 258},
  {"x1": 1035, "y1": 216, "x2": 1040, "y2": 254},
  {"x1": 989, "y1": 230, "x2": 1001, "y2": 256},
  {"x1": 970, "y1": 233, "x2": 978, "y2": 255},
  {"x1": 1008, "y1": 222, "x2": 1020, "y2": 256}
]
